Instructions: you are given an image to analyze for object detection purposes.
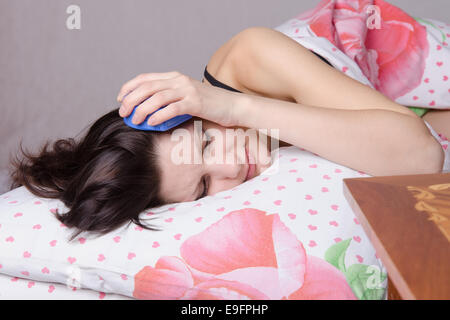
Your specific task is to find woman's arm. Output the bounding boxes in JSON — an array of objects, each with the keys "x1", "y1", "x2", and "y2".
[
  {"x1": 215, "y1": 27, "x2": 443, "y2": 175},
  {"x1": 233, "y1": 94, "x2": 444, "y2": 176},
  {"x1": 226, "y1": 27, "x2": 421, "y2": 118}
]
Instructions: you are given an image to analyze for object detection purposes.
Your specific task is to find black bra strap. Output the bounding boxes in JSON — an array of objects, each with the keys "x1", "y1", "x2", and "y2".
[
  {"x1": 203, "y1": 50, "x2": 332, "y2": 93},
  {"x1": 311, "y1": 50, "x2": 333, "y2": 66},
  {"x1": 203, "y1": 67, "x2": 242, "y2": 93}
]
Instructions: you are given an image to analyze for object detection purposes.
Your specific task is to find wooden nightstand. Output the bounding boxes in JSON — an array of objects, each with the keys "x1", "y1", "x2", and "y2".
[{"x1": 343, "y1": 173, "x2": 450, "y2": 300}]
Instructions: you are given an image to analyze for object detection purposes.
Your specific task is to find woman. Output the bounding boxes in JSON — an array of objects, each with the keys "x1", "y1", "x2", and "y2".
[{"x1": 9, "y1": 3, "x2": 448, "y2": 237}]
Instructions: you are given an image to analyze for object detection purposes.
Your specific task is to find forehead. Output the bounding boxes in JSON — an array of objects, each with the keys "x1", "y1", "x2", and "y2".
[{"x1": 156, "y1": 120, "x2": 203, "y2": 203}]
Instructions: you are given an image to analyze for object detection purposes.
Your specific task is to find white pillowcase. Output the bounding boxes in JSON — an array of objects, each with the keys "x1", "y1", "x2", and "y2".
[
  {"x1": 0, "y1": 146, "x2": 387, "y2": 299},
  {"x1": 0, "y1": 272, "x2": 132, "y2": 300}
]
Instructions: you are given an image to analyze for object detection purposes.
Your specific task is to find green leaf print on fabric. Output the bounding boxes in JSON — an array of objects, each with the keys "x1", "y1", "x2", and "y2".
[
  {"x1": 324, "y1": 238, "x2": 351, "y2": 272},
  {"x1": 413, "y1": 16, "x2": 447, "y2": 43},
  {"x1": 324, "y1": 239, "x2": 387, "y2": 300},
  {"x1": 345, "y1": 264, "x2": 387, "y2": 300}
]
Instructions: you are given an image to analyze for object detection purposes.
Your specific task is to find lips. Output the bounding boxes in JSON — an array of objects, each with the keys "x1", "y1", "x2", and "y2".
[{"x1": 245, "y1": 146, "x2": 256, "y2": 181}]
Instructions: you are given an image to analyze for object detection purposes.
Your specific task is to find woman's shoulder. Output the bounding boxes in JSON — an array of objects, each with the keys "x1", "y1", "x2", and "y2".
[
  {"x1": 201, "y1": 30, "x2": 244, "y2": 91},
  {"x1": 202, "y1": 28, "x2": 276, "y2": 97},
  {"x1": 204, "y1": 27, "x2": 308, "y2": 103}
]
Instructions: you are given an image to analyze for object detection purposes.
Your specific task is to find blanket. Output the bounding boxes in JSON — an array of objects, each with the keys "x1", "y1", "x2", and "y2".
[{"x1": 274, "y1": 0, "x2": 450, "y2": 110}]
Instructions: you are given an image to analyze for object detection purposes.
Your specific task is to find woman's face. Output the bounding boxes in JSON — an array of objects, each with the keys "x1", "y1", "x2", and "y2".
[{"x1": 156, "y1": 118, "x2": 274, "y2": 203}]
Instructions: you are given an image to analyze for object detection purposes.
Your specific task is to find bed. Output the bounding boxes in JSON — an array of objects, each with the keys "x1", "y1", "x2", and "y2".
[
  {"x1": 0, "y1": 145, "x2": 391, "y2": 300},
  {"x1": 2, "y1": 0, "x2": 450, "y2": 299}
]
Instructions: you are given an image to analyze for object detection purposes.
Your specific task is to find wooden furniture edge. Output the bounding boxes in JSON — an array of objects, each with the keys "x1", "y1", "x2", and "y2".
[{"x1": 342, "y1": 180, "x2": 416, "y2": 300}]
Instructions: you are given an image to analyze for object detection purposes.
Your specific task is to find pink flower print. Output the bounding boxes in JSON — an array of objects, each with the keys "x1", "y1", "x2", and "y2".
[{"x1": 133, "y1": 208, "x2": 355, "y2": 300}]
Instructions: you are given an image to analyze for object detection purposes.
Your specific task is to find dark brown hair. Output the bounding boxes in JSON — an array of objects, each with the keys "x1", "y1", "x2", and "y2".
[{"x1": 8, "y1": 108, "x2": 174, "y2": 239}]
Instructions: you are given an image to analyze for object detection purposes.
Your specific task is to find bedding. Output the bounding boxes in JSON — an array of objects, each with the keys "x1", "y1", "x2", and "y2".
[
  {"x1": 0, "y1": 272, "x2": 131, "y2": 300},
  {"x1": 1, "y1": 0, "x2": 449, "y2": 300},
  {"x1": 0, "y1": 120, "x2": 448, "y2": 300},
  {"x1": 0, "y1": 145, "x2": 388, "y2": 300},
  {"x1": 0, "y1": 116, "x2": 450, "y2": 299},
  {"x1": 425, "y1": 121, "x2": 450, "y2": 172},
  {"x1": 274, "y1": 0, "x2": 450, "y2": 111}
]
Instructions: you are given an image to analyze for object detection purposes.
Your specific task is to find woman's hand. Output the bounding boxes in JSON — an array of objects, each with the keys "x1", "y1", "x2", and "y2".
[{"x1": 116, "y1": 71, "x2": 242, "y2": 128}]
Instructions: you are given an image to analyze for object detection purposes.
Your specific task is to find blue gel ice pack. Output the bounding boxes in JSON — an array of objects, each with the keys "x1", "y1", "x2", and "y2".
[{"x1": 123, "y1": 104, "x2": 192, "y2": 132}]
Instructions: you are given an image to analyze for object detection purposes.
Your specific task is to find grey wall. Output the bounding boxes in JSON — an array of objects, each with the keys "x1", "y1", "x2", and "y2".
[{"x1": 0, "y1": 0, "x2": 449, "y2": 193}]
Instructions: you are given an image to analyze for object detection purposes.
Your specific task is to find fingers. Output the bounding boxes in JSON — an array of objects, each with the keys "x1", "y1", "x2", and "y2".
[
  {"x1": 146, "y1": 101, "x2": 184, "y2": 126},
  {"x1": 119, "y1": 76, "x2": 180, "y2": 118},
  {"x1": 130, "y1": 90, "x2": 184, "y2": 125},
  {"x1": 116, "y1": 71, "x2": 181, "y2": 103}
]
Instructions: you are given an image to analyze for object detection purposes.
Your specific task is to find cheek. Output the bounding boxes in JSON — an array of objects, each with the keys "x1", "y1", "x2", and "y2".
[
  {"x1": 206, "y1": 126, "x2": 251, "y2": 164},
  {"x1": 208, "y1": 176, "x2": 241, "y2": 196},
  {"x1": 249, "y1": 133, "x2": 272, "y2": 164},
  {"x1": 206, "y1": 144, "x2": 229, "y2": 164}
]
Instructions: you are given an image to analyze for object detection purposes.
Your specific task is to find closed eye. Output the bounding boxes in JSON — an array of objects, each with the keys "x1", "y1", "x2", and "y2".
[{"x1": 196, "y1": 129, "x2": 211, "y2": 200}]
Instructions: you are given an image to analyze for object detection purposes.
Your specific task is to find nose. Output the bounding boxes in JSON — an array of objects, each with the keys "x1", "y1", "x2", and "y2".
[
  {"x1": 204, "y1": 153, "x2": 247, "y2": 196},
  {"x1": 202, "y1": 131, "x2": 248, "y2": 196}
]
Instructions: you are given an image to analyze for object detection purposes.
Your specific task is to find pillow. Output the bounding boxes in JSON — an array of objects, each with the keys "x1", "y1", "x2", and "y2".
[
  {"x1": 0, "y1": 272, "x2": 132, "y2": 300},
  {"x1": 0, "y1": 146, "x2": 388, "y2": 300}
]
